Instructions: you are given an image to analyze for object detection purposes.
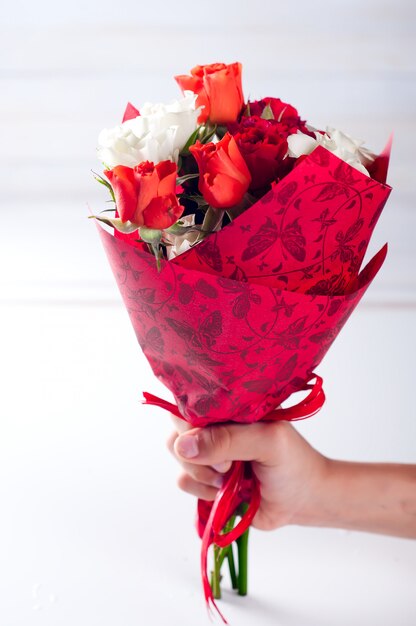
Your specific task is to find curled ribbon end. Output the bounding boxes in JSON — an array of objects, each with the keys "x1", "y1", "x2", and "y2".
[
  {"x1": 142, "y1": 391, "x2": 184, "y2": 420},
  {"x1": 266, "y1": 373, "x2": 325, "y2": 421},
  {"x1": 204, "y1": 593, "x2": 228, "y2": 624},
  {"x1": 209, "y1": 601, "x2": 228, "y2": 624}
]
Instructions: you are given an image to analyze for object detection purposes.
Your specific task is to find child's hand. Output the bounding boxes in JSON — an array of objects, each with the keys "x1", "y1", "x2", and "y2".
[
  {"x1": 167, "y1": 416, "x2": 416, "y2": 538},
  {"x1": 167, "y1": 417, "x2": 328, "y2": 530}
]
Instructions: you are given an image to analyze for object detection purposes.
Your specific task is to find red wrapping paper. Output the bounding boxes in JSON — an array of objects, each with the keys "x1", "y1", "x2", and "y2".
[
  {"x1": 96, "y1": 143, "x2": 391, "y2": 620},
  {"x1": 98, "y1": 146, "x2": 391, "y2": 427}
]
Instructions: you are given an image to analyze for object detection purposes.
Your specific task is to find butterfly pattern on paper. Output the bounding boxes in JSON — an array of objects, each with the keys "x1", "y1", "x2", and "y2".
[{"x1": 98, "y1": 146, "x2": 391, "y2": 427}]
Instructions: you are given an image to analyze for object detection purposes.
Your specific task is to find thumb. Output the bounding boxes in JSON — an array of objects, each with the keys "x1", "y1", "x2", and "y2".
[{"x1": 174, "y1": 421, "x2": 283, "y2": 466}]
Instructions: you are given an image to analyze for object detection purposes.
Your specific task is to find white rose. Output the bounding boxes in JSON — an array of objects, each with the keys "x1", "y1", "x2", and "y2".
[
  {"x1": 97, "y1": 91, "x2": 200, "y2": 168},
  {"x1": 287, "y1": 126, "x2": 375, "y2": 176}
]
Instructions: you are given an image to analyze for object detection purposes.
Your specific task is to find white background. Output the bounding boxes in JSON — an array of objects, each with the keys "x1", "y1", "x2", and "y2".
[{"x1": 1, "y1": 2, "x2": 415, "y2": 625}]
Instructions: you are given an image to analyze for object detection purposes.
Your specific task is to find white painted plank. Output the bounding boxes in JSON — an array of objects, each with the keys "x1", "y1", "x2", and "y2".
[
  {"x1": 1, "y1": 0, "x2": 414, "y2": 300},
  {"x1": 2, "y1": 26, "x2": 414, "y2": 74},
  {"x1": 2, "y1": 0, "x2": 415, "y2": 30},
  {"x1": 3, "y1": 73, "x2": 415, "y2": 123}
]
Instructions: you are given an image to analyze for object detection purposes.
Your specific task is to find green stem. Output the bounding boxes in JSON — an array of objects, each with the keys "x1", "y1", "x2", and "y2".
[
  {"x1": 227, "y1": 544, "x2": 238, "y2": 590},
  {"x1": 236, "y1": 503, "x2": 250, "y2": 596},
  {"x1": 209, "y1": 514, "x2": 237, "y2": 598},
  {"x1": 212, "y1": 544, "x2": 222, "y2": 599}
]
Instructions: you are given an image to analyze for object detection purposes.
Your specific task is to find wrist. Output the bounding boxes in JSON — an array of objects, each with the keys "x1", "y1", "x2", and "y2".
[{"x1": 291, "y1": 454, "x2": 336, "y2": 527}]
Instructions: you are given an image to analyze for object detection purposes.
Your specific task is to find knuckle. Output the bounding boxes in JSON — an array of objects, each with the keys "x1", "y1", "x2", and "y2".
[
  {"x1": 191, "y1": 465, "x2": 213, "y2": 484},
  {"x1": 189, "y1": 464, "x2": 204, "y2": 482},
  {"x1": 205, "y1": 424, "x2": 232, "y2": 457},
  {"x1": 176, "y1": 472, "x2": 190, "y2": 492},
  {"x1": 267, "y1": 420, "x2": 291, "y2": 450},
  {"x1": 252, "y1": 513, "x2": 277, "y2": 531},
  {"x1": 212, "y1": 461, "x2": 232, "y2": 473}
]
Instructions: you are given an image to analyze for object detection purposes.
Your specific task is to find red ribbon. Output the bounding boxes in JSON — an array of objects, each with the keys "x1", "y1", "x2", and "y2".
[{"x1": 142, "y1": 374, "x2": 325, "y2": 623}]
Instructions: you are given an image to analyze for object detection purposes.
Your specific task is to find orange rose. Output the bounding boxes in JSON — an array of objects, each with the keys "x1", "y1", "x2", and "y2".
[
  {"x1": 189, "y1": 133, "x2": 251, "y2": 208},
  {"x1": 175, "y1": 62, "x2": 244, "y2": 125},
  {"x1": 105, "y1": 160, "x2": 184, "y2": 230}
]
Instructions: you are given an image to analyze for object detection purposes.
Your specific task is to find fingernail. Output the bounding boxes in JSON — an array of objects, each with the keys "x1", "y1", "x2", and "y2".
[
  {"x1": 176, "y1": 434, "x2": 199, "y2": 459},
  {"x1": 212, "y1": 462, "x2": 230, "y2": 473}
]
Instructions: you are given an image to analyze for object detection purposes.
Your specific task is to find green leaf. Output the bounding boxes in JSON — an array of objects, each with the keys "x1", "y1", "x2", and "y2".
[
  {"x1": 92, "y1": 170, "x2": 115, "y2": 202},
  {"x1": 243, "y1": 102, "x2": 251, "y2": 117},
  {"x1": 164, "y1": 222, "x2": 189, "y2": 236},
  {"x1": 176, "y1": 172, "x2": 200, "y2": 185},
  {"x1": 89, "y1": 214, "x2": 139, "y2": 234},
  {"x1": 277, "y1": 105, "x2": 289, "y2": 122},
  {"x1": 214, "y1": 125, "x2": 227, "y2": 140},
  {"x1": 261, "y1": 103, "x2": 275, "y2": 120},
  {"x1": 199, "y1": 124, "x2": 217, "y2": 144},
  {"x1": 226, "y1": 193, "x2": 256, "y2": 221},
  {"x1": 195, "y1": 206, "x2": 224, "y2": 243},
  {"x1": 180, "y1": 126, "x2": 204, "y2": 155},
  {"x1": 179, "y1": 194, "x2": 209, "y2": 208},
  {"x1": 164, "y1": 223, "x2": 205, "y2": 237}
]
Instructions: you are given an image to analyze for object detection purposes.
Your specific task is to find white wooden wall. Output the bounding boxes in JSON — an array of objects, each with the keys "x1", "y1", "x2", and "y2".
[
  {"x1": 1, "y1": 0, "x2": 415, "y2": 303},
  {"x1": 1, "y1": 3, "x2": 416, "y2": 626}
]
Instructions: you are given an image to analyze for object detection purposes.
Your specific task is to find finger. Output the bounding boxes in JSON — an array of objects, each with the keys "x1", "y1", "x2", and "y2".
[
  {"x1": 181, "y1": 463, "x2": 223, "y2": 488},
  {"x1": 167, "y1": 431, "x2": 224, "y2": 488},
  {"x1": 174, "y1": 421, "x2": 293, "y2": 466},
  {"x1": 177, "y1": 472, "x2": 218, "y2": 501},
  {"x1": 168, "y1": 420, "x2": 232, "y2": 473}
]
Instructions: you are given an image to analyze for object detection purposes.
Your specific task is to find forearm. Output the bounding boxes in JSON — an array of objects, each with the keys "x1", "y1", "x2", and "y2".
[{"x1": 297, "y1": 459, "x2": 416, "y2": 539}]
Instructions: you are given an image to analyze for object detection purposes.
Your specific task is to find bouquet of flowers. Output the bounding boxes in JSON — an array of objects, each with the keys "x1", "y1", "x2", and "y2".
[{"x1": 92, "y1": 62, "x2": 392, "y2": 622}]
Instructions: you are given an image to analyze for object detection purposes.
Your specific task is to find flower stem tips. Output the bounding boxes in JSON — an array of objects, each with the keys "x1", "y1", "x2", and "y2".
[
  {"x1": 138, "y1": 227, "x2": 162, "y2": 246},
  {"x1": 139, "y1": 227, "x2": 163, "y2": 271}
]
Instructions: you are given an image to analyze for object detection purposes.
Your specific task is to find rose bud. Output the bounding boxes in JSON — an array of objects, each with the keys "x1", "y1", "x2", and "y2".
[
  {"x1": 189, "y1": 133, "x2": 251, "y2": 208},
  {"x1": 175, "y1": 62, "x2": 244, "y2": 125},
  {"x1": 105, "y1": 160, "x2": 184, "y2": 230}
]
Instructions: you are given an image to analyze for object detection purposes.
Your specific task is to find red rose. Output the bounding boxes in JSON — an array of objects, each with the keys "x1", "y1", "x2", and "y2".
[
  {"x1": 247, "y1": 97, "x2": 306, "y2": 129},
  {"x1": 105, "y1": 160, "x2": 184, "y2": 230},
  {"x1": 175, "y1": 62, "x2": 244, "y2": 125},
  {"x1": 228, "y1": 110, "x2": 310, "y2": 192},
  {"x1": 190, "y1": 133, "x2": 251, "y2": 209}
]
